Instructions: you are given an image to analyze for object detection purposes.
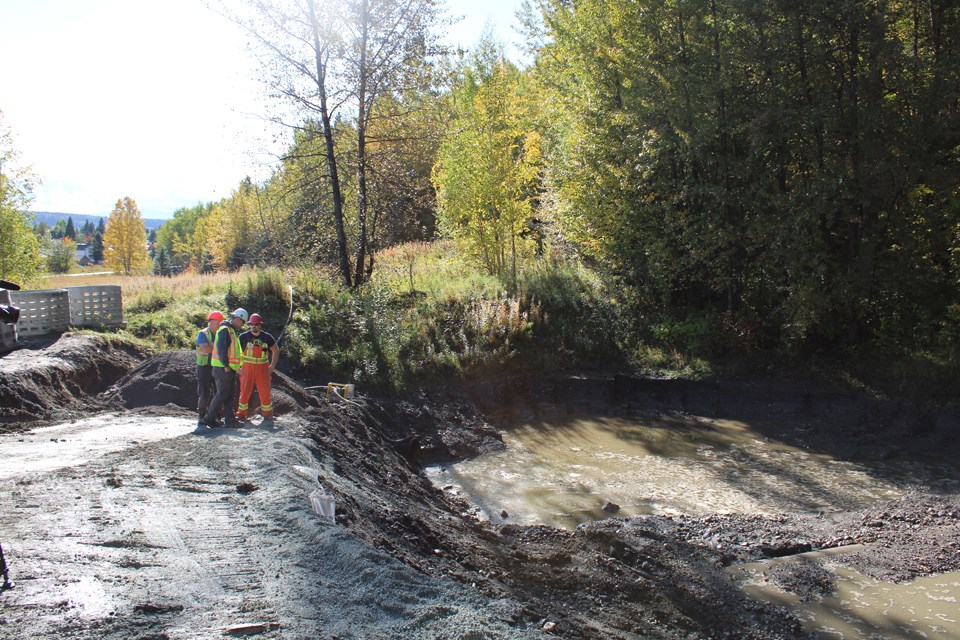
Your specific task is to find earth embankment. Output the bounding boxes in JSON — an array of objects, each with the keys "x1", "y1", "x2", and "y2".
[{"x1": 1, "y1": 334, "x2": 959, "y2": 639}]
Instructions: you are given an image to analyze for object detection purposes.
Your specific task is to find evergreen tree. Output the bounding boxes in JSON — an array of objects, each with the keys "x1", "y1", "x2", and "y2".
[
  {"x1": 64, "y1": 216, "x2": 76, "y2": 240},
  {"x1": 153, "y1": 246, "x2": 170, "y2": 276},
  {"x1": 90, "y1": 230, "x2": 104, "y2": 263}
]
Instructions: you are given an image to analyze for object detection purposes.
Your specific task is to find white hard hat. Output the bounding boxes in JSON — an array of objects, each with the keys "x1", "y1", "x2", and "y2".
[{"x1": 232, "y1": 308, "x2": 249, "y2": 322}]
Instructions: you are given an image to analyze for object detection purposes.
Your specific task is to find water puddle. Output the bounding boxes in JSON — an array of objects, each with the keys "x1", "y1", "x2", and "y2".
[
  {"x1": 428, "y1": 413, "x2": 930, "y2": 529},
  {"x1": 0, "y1": 415, "x2": 197, "y2": 479},
  {"x1": 736, "y1": 548, "x2": 960, "y2": 639}
]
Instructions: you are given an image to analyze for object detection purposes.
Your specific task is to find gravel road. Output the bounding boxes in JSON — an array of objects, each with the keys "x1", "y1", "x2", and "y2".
[{"x1": 0, "y1": 412, "x2": 546, "y2": 639}]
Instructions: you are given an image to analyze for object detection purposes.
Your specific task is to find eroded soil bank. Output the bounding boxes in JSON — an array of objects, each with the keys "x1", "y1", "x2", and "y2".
[{"x1": 1, "y1": 334, "x2": 959, "y2": 639}]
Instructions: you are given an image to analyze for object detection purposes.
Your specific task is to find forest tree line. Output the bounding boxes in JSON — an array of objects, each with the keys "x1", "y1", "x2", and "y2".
[{"x1": 5, "y1": 0, "x2": 956, "y2": 356}]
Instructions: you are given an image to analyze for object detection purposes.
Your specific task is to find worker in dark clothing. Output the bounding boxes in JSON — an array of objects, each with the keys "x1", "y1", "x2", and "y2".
[{"x1": 201, "y1": 308, "x2": 247, "y2": 428}]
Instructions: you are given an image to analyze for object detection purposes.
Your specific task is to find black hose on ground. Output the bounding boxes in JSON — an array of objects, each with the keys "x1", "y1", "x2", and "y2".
[{"x1": 275, "y1": 285, "x2": 294, "y2": 346}]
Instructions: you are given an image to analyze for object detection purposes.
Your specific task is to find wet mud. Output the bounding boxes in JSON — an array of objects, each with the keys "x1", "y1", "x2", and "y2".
[{"x1": 1, "y1": 335, "x2": 958, "y2": 639}]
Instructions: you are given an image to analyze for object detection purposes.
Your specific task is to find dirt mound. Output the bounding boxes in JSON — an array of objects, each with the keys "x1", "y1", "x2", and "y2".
[
  {"x1": 0, "y1": 333, "x2": 149, "y2": 432},
  {"x1": 3, "y1": 337, "x2": 960, "y2": 639},
  {"x1": 103, "y1": 350, "x2": 322, "y2": 415}
]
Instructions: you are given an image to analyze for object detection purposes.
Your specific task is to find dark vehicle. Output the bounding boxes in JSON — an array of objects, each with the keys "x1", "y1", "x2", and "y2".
[{"x1": 0, "y1": 278, "x2": 20, "y2": 325}]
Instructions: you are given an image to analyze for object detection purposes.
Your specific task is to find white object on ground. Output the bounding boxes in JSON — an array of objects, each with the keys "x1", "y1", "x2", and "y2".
[{"x1": 310, "y1": 489, "x2": 336, "y2": 524}]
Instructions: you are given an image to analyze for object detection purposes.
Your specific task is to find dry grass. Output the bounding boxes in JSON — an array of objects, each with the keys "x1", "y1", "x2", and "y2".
[{"x1": 40, "y1": 271, "x2": 238, "y2": 299}]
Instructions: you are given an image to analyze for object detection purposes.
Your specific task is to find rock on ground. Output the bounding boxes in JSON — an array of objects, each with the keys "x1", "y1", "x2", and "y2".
[{"x1": 1, "y1": 335, "x2": 959, "y2": 639}]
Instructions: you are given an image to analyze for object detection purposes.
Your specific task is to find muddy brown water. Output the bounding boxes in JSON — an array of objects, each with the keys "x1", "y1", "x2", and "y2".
[
  {"x1": 429, "y1": 410, "x2": 960, "y2": 640},
  {"x1": 737, "y1": 547, "x2": 960, "y2": 640},
  {"x1": 428, "y1": 412, "x2": 941, "y2": 528}
]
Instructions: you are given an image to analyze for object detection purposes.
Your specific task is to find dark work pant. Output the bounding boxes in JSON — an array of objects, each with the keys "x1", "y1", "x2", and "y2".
[
  {"x1": 197, "y1": 365, "x2": 215, "y2": 416},
  {"x1": 206, "y1": 367, "x2": 238, "y2": 422}
]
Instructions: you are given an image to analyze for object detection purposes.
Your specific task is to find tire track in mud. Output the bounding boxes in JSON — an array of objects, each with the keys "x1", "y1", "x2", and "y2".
[
  {"x1": 120, "y1": 461, "x2": 281, "y2": 638},
  {"x1": 1, "y1": 422, "x2": 294, "y2": 639}
]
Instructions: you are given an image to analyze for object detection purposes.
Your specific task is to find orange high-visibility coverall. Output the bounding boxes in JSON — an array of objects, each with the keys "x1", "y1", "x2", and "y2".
[{"x1": 236, "y1": 329, "x2": 278, "y2": 419}]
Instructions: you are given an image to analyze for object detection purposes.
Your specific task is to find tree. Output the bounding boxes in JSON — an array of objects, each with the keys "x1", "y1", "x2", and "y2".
[
  {"x1": 103, "y1": 197, "x2": 149, "y2": 275},
  {"x1": 433, "y1": 40, "x2": 542, "y2": 282},
  {"x1": 64, "y1": 216, "x2": 76, "y2": 241},
  {"x1": 154, "y1": 202, "x2": 214, "y2": 271},
  {"x1": 0, "y1": 110, "x2": 43, "y2": 284},
  {"x1": 90, "y1": 229, "x2": 104, "y2": 263},
  {"x1": 50, "y1": 218, "x2": 67, "y2": 239},
  {"x1": 46, "y1": 237, "x2": 75, "y2": 274},
  {"x1": 33, "y1": 221, "x2": 50, "y2": 241},
  {"x1": 531, "y1": 0, "x2": 960, "y2": 350},
  {"x1": 153, "y1": 246, "x2": 171, "y2": 276},
  {"x1": 233, "y1": 0, "x2": 445, "y2": 287}
]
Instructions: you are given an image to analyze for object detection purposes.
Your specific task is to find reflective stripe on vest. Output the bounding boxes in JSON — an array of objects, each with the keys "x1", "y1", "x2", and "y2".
[
  {"x1": 210, "y1": 325, "x2": 242, "y2": 371},
  {"x1": 196, "y1": 328, "x2": 213, "y2": 366},
  {"x1": 242, "y1": 339, "x2": 270, "y2": 365}
]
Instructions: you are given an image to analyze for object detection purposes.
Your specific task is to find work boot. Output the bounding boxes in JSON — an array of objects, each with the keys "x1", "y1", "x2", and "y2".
[{"x1": 203, "y1": 414, "x2": 223, "y2": 428}]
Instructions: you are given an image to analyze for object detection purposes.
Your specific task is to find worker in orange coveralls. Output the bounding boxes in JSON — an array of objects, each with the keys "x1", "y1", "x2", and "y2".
[{"x1": 236, "y1": 313, "x2": 280, "y2": 424}]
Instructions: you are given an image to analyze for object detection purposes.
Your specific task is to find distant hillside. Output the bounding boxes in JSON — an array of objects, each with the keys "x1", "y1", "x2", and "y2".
[{"x1": 31, "y1": 211, "x2": 166, "y2": 231}]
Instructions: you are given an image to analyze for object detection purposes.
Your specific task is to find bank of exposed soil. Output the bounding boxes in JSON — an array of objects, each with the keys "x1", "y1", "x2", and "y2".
[{"x1": 2, "y1": 335, "x2": 959, "y2": 639}]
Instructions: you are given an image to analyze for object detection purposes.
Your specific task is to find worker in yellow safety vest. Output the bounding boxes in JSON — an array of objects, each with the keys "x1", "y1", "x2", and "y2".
[
  {"x1": 201, "y1": 308, "x2": 247, "y2": 428},
  {"x1": 236, "y1": 313, "x2": 280, "y2": 424},
  {"x1": 195, "y1": 310, "x2": 223, "y2": 425}
]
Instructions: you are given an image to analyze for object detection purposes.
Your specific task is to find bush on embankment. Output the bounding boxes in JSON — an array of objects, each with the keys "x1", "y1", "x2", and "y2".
[
  {"x1": 108, "y1": 243, "x2": 960, "y2": 402},
  {"x1": 109, "y1": 246, "x2": 636, "y2": 392}
]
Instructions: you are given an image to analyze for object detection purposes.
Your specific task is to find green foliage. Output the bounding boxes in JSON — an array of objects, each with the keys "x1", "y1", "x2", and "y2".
[
  {"x1": 125, "y1": 312, "x2": 193, "y2": 350},
  {"x1": 90, "y1": 230, "x2": 104, "y2": 263},
  {"x1": 516, "y1": 260, "x2": 626, "y2": 367},
  {"x1": 126, "y1": 286, "x2": 175, "y2": 314},
  {"x1": 45, "y1": 239, "x2": 75, "y2": 274},
  {"x1": 651, "y1": 317, "x2": 709, "y2": 356},
  {"x1": 372, "y1": 240, "x2": 502, "y2": 299},
  {"x1": 153, "y1": 247, "x2": 172, "y2": 276},
  {"x1": 433, "y1": 39, "x2": 542, "y2": 282},
  {"x1": 154, "y1": 202, "x2": 213, "y2": 271},
  {"x1": 0, "y1": 111, "x2": 43, "y2": 284},
  {"x1": 222, "y1": 268, "x2": 292, "y2": 323},
  {"x1": 534, "y1": 0, "x2": 960, "y2": 356}
]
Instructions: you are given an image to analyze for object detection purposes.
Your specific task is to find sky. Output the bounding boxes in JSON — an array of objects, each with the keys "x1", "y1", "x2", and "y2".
[{"x1": 0, "y1": 0, "x2": 527, "y2": 219}]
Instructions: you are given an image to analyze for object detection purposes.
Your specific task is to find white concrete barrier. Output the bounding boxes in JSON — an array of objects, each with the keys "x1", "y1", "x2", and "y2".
[
  {"x1": 67, "y1": 285, "x2": 124, "y2": 328},
  {"x1": 10, "y1": 289, "x2": 71, "y2": 338}
]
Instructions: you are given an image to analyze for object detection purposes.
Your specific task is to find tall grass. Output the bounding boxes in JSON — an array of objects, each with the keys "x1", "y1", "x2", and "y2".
[
  {"x1": 52, "y1": 242, "x2": 958, "y2": 400},
  {"x1": 41, "y1": 270, "x2": 238, "y2": 300},
  {"x1": 75, "y1": 268, "x2": 296, "y2": 351}
]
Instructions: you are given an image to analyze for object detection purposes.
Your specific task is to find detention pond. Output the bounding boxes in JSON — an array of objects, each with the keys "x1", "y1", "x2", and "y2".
[
  {"x1": 428, "y1": 387, "x2": 960, "y2": 640},
  {"x1": 428, "y1": 411, "x2": 947, "y2": 528}
]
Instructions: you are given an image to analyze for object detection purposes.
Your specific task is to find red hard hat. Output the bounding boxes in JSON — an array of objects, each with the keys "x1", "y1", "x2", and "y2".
[
  {"x1": 207, "y1": 311, "x2": 224, "y2": 322},
  {"x1": 249, "y1": 313, "x2": 263, "y2": 324}
]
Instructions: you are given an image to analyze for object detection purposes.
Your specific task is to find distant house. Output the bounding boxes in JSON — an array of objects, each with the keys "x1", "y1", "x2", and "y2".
[{"x1": 76, "y1": 243, "x2": 93, "y2": 265}]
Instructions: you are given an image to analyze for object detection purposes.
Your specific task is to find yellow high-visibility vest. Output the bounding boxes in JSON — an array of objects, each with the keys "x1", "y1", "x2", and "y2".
[
  {"x1": 210, "y1": 325, "x2": 241, "y2": 372},
  {"x1": 196, "y1": 328, "x2": 213, "y2": 366}
]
